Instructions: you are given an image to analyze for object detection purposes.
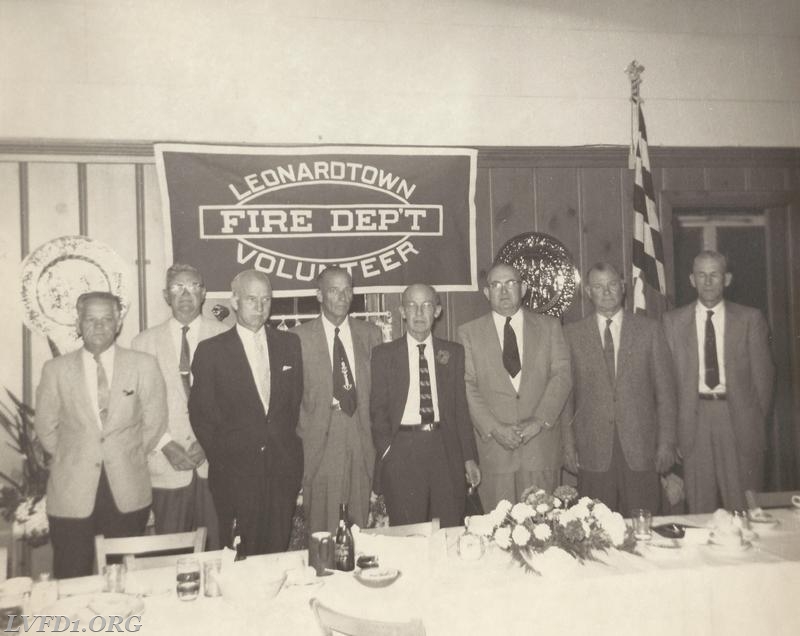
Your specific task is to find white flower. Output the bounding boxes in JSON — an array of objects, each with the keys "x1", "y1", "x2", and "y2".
[
  {"x1": 533, "y1": 524, "x2": 551, "y2": 541},
  {"x1": 512, "y1": 525, "x2": 531, "y2": 546},
  {"x1": 496, "y1": 499, "x2": 513, "y2": 516},
  {"x1": 466, "y1": 515, "x2": 495, "y2": 537},
  {"x1": 604, "y1": 512, "x2": 627, "y2": 546},
  {"x1": 592, "y1": 502, "x2": 612, "y2": 519},
  {"x1": 511, "y1": 503, "x2": 534, "y2": 522},
  {"x1": 535, "y1": 503, "x2": 550, "y2": 514},
  {"x1": 494, "y1": 526, "x2": 512, "y2": 549},
  {"x1": 553, "y1": 497, "x2": 562, "y2": 509}
]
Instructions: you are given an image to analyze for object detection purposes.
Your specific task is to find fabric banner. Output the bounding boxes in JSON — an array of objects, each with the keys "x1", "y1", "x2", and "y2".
[{"x1": 155, "y1": 144, "x2": 478, "y2": 298}]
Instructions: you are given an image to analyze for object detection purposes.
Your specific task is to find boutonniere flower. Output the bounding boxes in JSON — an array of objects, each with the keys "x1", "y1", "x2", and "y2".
[{"x1": 436, "y1": 350, "x2": 450, "y2": 365}]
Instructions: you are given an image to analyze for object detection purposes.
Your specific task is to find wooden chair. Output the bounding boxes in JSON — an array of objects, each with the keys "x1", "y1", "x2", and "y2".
[
  {"x1": 309, "y1": 598, "x2": 426, "y2": 636},
  {"x1": 94, "y1": 527, "x2": 207, "y2": 573},
  {"x1": 0, "y1": 546, "x2": 7, "y2": 583},
  {"x1": 363, "y1": 518, "x2": 440, "y2": 538},
  {"x1": 745, "y1": 489, "x2": 800, "y2": 510}
]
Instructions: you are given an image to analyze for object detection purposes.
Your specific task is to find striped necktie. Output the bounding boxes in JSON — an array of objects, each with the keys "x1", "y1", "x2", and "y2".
[
  {"x1": 417, "y1": 344, "x2": 434, "y2": 424},
  {"x1": 179, "y1": 325, "x2": 191, "y2": 398}
]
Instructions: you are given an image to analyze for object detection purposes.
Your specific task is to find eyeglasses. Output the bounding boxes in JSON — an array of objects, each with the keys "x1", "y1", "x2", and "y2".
[
  {"x1": 588, "y1": 281, "x2": 622, "y2": 293},
  {"x1": 404, "y1": 301, "x2": 436, "y2": 313},
  {"x1": 168, "y1": 282, "x2": 204, "y2": 293},
  {"x1": 487, "y1": 280, "x2": 520, "y2": 291}
]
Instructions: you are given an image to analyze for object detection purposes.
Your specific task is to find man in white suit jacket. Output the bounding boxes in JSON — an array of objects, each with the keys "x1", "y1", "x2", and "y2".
[
  {"x1": 36, "y1": 292, "x2": 167, "y2": 578},
  {"x1": 132, "y1": 264, "x2": 227, "y2": 549}
]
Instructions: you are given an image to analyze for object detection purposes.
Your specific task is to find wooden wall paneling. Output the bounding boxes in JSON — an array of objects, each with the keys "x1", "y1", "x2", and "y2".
[
  {"x1": 619, "y1": 166, "x2": 635, "y2": 307},
  {"x1": 143, "y1": 164, "x2": 168, "y2": 329},
  {"x1": 490, "y1": 167, "x2": 536, "y2": 251},
  {"x1": 534, "y1": 167, "x2": 582, "y2": 322},
  {"x1": 765, "y1": 206, "x2": 796, "y2": 489},
  {"x1": 661, "y1": 166, "x2": 705, "y2": 192},
  {"x1": 448, "y1": 166, "x2": 494, "y2": 335},
  {"x1": 579, "y1": 166, "x2": 625, "y2": 277},
  {"x1": 788, "y1": 201, "x2": 800, "y2": 485},
  {"x1": 706, "y1": 166, "x2": 747, "y2": 191},
  {"x1": 0, "y1": 163, "x2": 22, "y2": 398},
  {"x1": 749, "y1": 165, "x2": 788, "y2": 191},
  {"x1": 86, "y1": 164, "x2": 139, "y2": 347},
  {"x1": 27, "y1": 162, "x2": 80, "y2": 392}
]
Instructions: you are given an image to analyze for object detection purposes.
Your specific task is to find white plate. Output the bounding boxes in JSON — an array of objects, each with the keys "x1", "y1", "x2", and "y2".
[
  {"x1": 706, "y1": 537, "x2": 752, "y2": 554},
  {"x1": 44, "y1": 593, "x2": 144, "y2": 623}
]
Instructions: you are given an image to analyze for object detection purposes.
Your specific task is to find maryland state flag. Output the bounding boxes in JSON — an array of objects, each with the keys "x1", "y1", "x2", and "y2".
[{"x1": 631, "y1": 101, "x2": 667, "y2": 317}]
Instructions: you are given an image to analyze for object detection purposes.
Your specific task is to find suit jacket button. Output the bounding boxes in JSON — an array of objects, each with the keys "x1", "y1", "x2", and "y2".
[{"x1": 259, "y1": 445, "x2": 266, "y2": 453}]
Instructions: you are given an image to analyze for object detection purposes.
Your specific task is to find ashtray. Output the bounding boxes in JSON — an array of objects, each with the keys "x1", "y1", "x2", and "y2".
[
  {"x1": 354, "y1": 567, "x2": 401, "y2": 588},
  {"x1": 356, "y1": 555, "x2": 379, "y2": 569}
]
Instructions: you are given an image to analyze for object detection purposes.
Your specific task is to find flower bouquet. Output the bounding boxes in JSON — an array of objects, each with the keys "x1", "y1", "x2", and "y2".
[
  {"x1": 471, "y1": 485, "x2": 637, "y2": 575},
  {"x1": 0, "y1": 390, "x2": 50, "y2": 547}
]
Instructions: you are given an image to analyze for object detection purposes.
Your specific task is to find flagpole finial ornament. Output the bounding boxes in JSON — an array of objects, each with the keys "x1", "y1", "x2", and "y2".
[{"x1": 626, "y1": 60, "x2": 645, "y2": 102}]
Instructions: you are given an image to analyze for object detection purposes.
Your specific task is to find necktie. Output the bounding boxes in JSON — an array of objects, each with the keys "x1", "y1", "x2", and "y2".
[
  {"x1": 179, "y1": 325, "x2": 191, "y2": 399},
  {"x1": 705, "y1": 310, "x2": 719, "y2": 389},
  {"x1": 417, "y1": 344, "x2": 434, "y2": 424},
  {"x1": 502, "y1": 317, "x2": 521, "y2": 378},
  {"x1": 254, "y1": 334, "x2": 271, "y2": 413},
  {"x1": 603, "y1": 318, "x2": 615, "y2": 381},
  {"x1": 333, "y1": 327, "x2": 357, "y2": 416},
  {"x1": 94, "y1": 353, "x2": 109, "y2": 426}
]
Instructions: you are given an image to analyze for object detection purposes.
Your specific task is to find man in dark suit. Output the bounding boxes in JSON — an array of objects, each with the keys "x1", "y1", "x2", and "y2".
[
  {"x1": 132, "y1": 264, "x2": 227, "y2": 549},
  {"x1": 292, "y1": 267, "x2": 383, "y2": 533},
  {"x1": 189, "y1": 269, "x2": 303, "y2": 554},
  {"x1": 35, "y1": 292, "x2": 167, "y2": 578},
  {"x1": 663, "y1": 250, "x2": 774, "y2": 512},
  {"x1": 457, "y1": 263, "x2": 572, "y2": 510},
  {"x1": 562, "y1": 262, "x2": 677, "y2": 514},
  {"x1": 371, "y1": 284, "x2": 480, "y2": 527}
]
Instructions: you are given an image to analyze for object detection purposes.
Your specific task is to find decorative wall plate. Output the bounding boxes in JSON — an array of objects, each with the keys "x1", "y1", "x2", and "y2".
[
  {"x1": 20, "y1": 236, "x2": 131, "y2": 353},
  {"x1": 495, "y1": 232, "x2": 578, "y2": 317}
]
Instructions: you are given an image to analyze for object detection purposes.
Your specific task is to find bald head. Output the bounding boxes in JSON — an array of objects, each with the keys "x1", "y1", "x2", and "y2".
[
  {"x1": 231, "y1": 269, "x2": 273, "y2": 332},
  {"x1": 399, "y1": 283, "x2": 441, "y2": 342}
]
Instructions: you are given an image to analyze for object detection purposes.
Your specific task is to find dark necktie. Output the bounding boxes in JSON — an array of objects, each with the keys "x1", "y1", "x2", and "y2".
[
  {"x1": 502, "y1": 316, "x2": 521, "y2": 378},
  {"x1": 705, "y1": 310, "x2": 720, "y2": 389},
  {"x1": 179, "y1": 325, "x2": 191, "y2": 398},
  {"x1": 94, "y1": 353, "x2": 109, "y2": 426},
  {"x1": 603, "y1": 318, "x2": 615, "y2": 381},
  {"x1": 333, "y1": 327, "x2": 357, "y2": 416},
  {"x1": 417, "y1": 344, "x2": 434, "y2": 424}
]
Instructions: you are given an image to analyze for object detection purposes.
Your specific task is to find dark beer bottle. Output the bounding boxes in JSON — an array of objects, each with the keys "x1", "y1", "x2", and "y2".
[
  {"x1": 334, "y1": 503, "x2": 355, "y2": 571},
  {"x1": 229, "y1": 515, "x2": 246, "y2": 561}
]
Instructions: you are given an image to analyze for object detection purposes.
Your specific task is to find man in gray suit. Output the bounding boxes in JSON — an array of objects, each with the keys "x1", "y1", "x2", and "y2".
[
  {"x1": 663, "y1": 250, "x2": 774, "y2": 512},
  {"x1": 562, "y1": 262, "x2": 677, "y2": 514},
  {"x1": 132, "y1": 264, "x2": 227, "y2": 548},
  {"x1": 292, "y1": 267, "x2": 383, "y2": 532},
  {"x1": 458, "y1": 263, "x2": 572, "y2": 510},
  {"x1": 35, "y1": 292, "x2": 167, "y2": 578}
]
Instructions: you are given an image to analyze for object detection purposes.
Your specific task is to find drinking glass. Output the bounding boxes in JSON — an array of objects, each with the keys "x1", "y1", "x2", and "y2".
[
  {"x1": 203, "y1": 559, "x2": 222, "y2": 597},
  {"x1": 103, "y1": 563, "x2": 126, "y2": 593},
  {"x1": 631, "y1": 508, "x2": 653, "y2": 541},
  {"x1": 176, "y1": 557, "x2": 201, "y2": 601}
]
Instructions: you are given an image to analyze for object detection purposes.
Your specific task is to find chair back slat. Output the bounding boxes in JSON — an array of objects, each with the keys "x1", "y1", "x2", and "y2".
[
  {"x1": 94, "y1": 527, "x2": 207, "y2": 573},
  {"x1": 745, "y1": 489, "x2": 800, "y2": 509}
]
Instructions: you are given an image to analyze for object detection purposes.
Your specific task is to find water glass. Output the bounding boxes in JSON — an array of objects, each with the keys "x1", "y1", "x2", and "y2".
[
  {"x1": 631, "y1": 508, "x2": 653, "y2": 541},
  {"x1": 203, "y1": 559, "x2": 222, "y2": 598},
  {"x1": 176, "y1": 557, "x2": 201, "y2": 601},
  {"x1": 103, "y1": 563, "x2": 126, "y2": 593}
]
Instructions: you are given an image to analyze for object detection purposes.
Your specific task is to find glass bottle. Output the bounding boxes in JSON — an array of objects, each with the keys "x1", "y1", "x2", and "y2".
[
  {"x1": 229, "y1": 515, "x2": 246, "y2": 561},
  {"x1": 334, "y1": 503, "x2": 355, "y2": 571}
]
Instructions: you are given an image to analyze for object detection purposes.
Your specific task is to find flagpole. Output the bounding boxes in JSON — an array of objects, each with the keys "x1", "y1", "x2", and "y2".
[{"x1": 625, "y1": 60, "x2": 644, "y2": 169}]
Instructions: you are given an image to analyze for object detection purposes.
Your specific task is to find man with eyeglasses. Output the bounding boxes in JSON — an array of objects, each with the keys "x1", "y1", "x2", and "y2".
[
  {"x1": 291, "y1": 267, "x2": 383, "y2": 532},
  {"x1": 457, "y1": 263, "x2": 571, "y2": 510},
  {"x1": 562, "y1": 262, "x2": 677, "y2": 514},
  {"x1": 371, "y1": 284, "x2": 480, "y2": 527},
  {"x1": 189, "y1": 269, "x2": 304, "y2": 554},
  {"x1": 132, "y1": 264, "x2": 228, "y2": 548}
]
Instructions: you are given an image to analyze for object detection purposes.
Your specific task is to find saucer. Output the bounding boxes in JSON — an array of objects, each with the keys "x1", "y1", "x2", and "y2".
[
  {"x1": 354, "y1": 568, "x2": 401, "y2": 588},
  {"x1": 707, "y1": 535, "x2": 752, "y2": 554}
]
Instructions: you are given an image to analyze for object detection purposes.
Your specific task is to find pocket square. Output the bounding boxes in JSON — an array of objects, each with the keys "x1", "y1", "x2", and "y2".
[
  {"x1": 123, "y1": 389, "x2": 135, "y2": 396},
  {"x1": 282, "y1": 365, "x2": 293, "y2": 371}
]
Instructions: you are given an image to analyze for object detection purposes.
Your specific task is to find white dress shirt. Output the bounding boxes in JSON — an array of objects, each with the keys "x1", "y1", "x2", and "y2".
[
  {"x1": 400, "y1": 333, "x2": 441, "y2": 425},
  {"x1": 695, "y1": 300, "x2": 727, "y2": 394},
  {"x1": 82, "y1": 346, "x2": 115, "y2": 430},
  {"x1": 595, "y1": 309, "x2": 622, "y2": 371},
  {"x1": 236, "y1": 323, "x2": 271, "y2": 413},
  {"x1": 491, "y1": 309, "x2": 524, "y2": 392}
]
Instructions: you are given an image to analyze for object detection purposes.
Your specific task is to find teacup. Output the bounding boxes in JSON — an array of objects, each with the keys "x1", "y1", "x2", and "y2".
[{"x1": 308, "y1": 531, "x2": 335, "y2": 576}]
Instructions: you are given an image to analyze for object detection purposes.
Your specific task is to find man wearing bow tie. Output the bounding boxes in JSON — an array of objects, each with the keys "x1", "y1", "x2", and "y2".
[
  {"x1": 292, "y1": 267, "x2": 383, "y2": 532},
  {"x1": 190, "y1": 270, "x2": 303, "y2": 554},
  {"x1": 457, "y1": 263, "x2": 572, "y2": 510},
  {"x1": 663, "y1": 251, "x2": 774, "y2": 513},
  {"x1": 371, "y1": 284, "x2": 480, "y2": 527},
  {"x1": 35, "y1": 292, "x2": 167, "y2": 578},
  {"x1": 132, "y1": 264, "x2": 227, "y2": 548}
]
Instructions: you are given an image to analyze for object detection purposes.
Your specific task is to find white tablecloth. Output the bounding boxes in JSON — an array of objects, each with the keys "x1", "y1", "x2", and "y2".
[{"x1": 50, "y1": 510, "x2": 800, "y2": 636}]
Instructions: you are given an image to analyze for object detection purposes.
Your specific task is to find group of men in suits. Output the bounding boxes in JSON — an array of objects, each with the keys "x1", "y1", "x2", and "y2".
[
  {"x1": 562, "y1": 251, "x2": 774, "y2": 515},
  {"x1": 34, "y1": 247, "x2": 774, "y2": 578}
]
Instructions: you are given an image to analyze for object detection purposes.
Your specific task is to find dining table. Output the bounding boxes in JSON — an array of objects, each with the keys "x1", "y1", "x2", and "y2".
[{"x1": 35, "y1": 509, "x2": 800, "y2": 636}]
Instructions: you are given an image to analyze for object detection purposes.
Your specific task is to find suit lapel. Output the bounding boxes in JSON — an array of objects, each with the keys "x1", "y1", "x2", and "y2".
[
  {"x1": 616, "y1": 313, "x2": 634, "y2": 383},
  {"x1": 157, "y1": 322, "x2": 180, "y2": 379},
  {"x1": 682, "y1": 306, "x2": 699, "y2": 389},
  {"x1": 70, "y1": 351, "x2": 98, "y2": 427},
  {"x1": 349, "y1": 318, "x2": 370, "y2": 393},
  {"x1": 394, "y1": 338, "x2": 410, "y2": 424},
  {"x1": 723, "y1": 302, "x2": 739, "y2": 381},
  {"x1": 431, "y1": 337, "x2": 448, "y2": 407},
  {"x1": 310, "y1": 318, "x2": 334, "y2": 398},
  {"x1": 485, "y1": 313, "x2": 517, "y2": 396},
  {"x1": 106, "y1": 346, "x2": 131, "y2": 429}
]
